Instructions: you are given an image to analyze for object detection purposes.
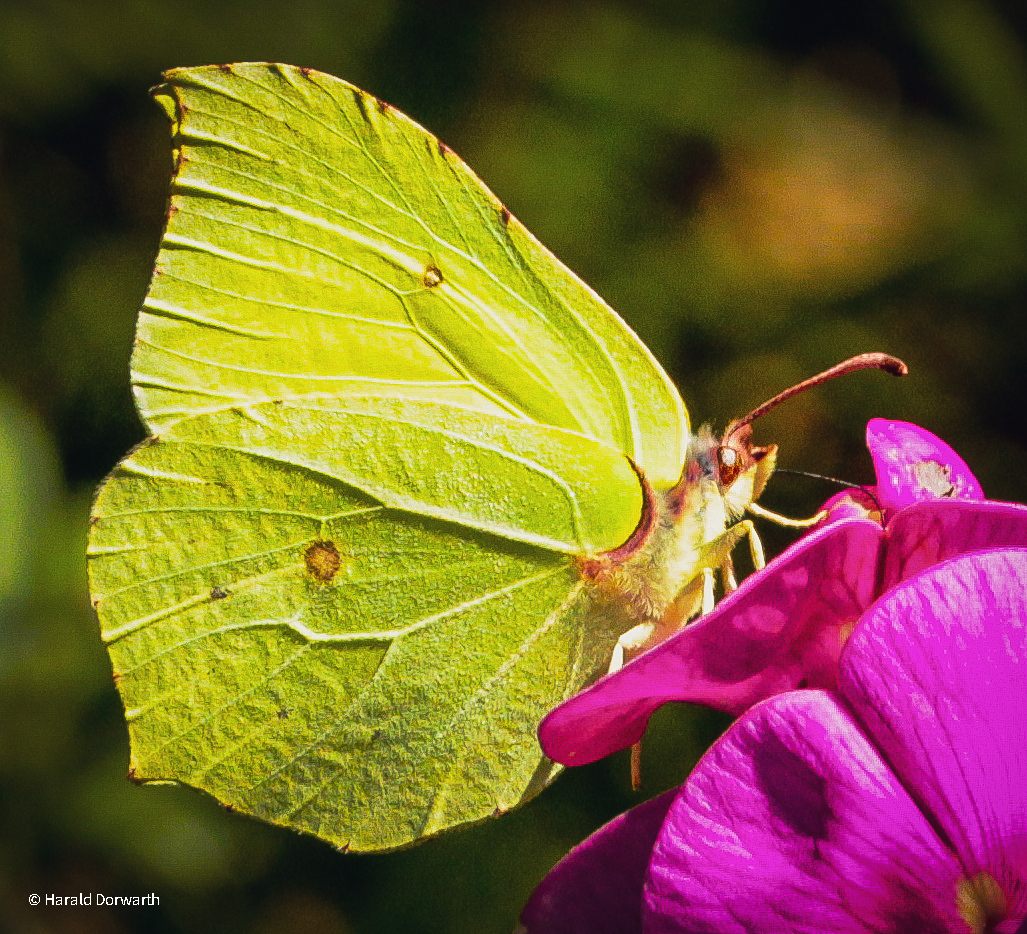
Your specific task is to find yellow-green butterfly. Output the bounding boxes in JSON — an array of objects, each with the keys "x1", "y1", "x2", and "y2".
[{"x1": 87, "y1": 63, "x2": 904, "y2": 851}]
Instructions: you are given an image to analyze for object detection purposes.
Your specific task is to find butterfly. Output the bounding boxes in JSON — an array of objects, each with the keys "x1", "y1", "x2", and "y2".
[{"x1": 87, "y1": 63, "x2": 904, "y2": 851}]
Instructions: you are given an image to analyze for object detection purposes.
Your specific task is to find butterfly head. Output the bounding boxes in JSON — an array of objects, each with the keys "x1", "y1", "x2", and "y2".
[
  {"x1": 687, "y1": 351, "x2": 909, "y2": 519},
  {"x1": 671, "y1": 421, "x2": 777, "y2": 523}
]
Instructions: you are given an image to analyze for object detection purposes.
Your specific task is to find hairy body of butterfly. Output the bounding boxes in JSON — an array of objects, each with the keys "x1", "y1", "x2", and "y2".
[{"x1": 580, "y1": 424, "x2": 775, "y2": 671}]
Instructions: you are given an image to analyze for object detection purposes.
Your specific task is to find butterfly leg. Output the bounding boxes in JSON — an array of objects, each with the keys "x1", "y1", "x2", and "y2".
[
  {"x1": 608, "y1": 619, "x2": 657, "y2": 676},
  {"x1": 700, "y1": 565, "x2": 716, "y2": 615},
  {"x1": 721, "y1": 519, "x2": 766, "y2": 596},
  {"x1": 630, "y1": 738, "x2": 644, "y2": 791},
  {"x1": 744, "y1": 519, "x2": 766, "y2": 570},
  {"x1": 722, "y1": 555, "x2": 738, "y2": 594}
]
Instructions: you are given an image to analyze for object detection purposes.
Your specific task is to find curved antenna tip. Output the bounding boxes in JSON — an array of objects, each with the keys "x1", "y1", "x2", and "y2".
[{"x1": 730, "y1": 352, "x2": 909, "y2": 436}]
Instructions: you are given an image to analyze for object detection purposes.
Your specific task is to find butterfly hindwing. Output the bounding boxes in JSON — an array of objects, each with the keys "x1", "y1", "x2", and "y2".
[{"x1": 90, "y1": 406, "x2": 624, "y2": 850}]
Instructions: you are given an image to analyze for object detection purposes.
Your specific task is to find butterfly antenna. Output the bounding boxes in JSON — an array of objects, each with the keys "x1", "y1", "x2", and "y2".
[
  {"x1": 774, "y1": 468, "x2": 864, "y2": 489},
  {"x1": 727, "y1": 352, "x2": 908, "y2": 441},
  {"x1": 772, "y1": 468, "x2": 885, "y2": 516}
]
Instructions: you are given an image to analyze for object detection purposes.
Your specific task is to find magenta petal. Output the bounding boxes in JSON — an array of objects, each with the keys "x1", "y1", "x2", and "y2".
[
  {"x1": 840, "y1": 548, "x2": 1027, "y2": 927},
  {"x1": 539, "y1": 519, "x2": 882, "y2": 766},
  {"x1": 519, "y1": 790, "x2": 676, "y2": 934},
  {"x1": 866, "y1": 419, "x2": 983, "y2": 511},
  {"x1": 643, "y1": 691, "x2": 968, "y2": 933},
  {"x1": 883, "y1": 499, "x2": 1027, "y2": 590}
]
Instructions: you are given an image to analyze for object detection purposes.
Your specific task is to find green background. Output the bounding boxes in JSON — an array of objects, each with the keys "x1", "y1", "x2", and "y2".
[{"x1": 2, "y1": 0, "x2": 1027, "y2": 930}]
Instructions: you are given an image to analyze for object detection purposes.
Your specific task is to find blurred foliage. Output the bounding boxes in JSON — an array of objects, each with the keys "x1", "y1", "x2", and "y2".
[{"x1": 2, "y1": 0, "x2": 1027, "y2": 930}]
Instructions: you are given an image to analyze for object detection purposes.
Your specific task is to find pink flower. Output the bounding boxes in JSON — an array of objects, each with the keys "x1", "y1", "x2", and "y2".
[
  {"x1": 522, "y1": 547, "x2": 1027, "y2": 932},
  {"x1": 539, "y1": 420, "x2": 1027, "y2": 767}
]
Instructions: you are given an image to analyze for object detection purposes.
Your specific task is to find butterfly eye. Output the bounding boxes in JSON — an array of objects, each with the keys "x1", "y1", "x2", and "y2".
[{"x1": 717, "y1": 443, "x2": 744, "y2": 488}]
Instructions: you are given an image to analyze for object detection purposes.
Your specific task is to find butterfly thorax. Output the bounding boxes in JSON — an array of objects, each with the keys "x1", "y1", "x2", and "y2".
[{"x1": 578, "y1": 426, "x2": 776, "y2": 626}]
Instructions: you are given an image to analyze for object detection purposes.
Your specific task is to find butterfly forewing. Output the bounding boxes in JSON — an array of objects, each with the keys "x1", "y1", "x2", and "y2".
[{"x1": 136, "y1": 64, "x2": 687, "y2": 484}]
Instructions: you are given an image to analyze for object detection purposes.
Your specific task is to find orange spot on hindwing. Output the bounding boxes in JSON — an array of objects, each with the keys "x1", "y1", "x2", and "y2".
[{"x1": 304, "y1": 541, "x2": 341, "y2": 582}]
